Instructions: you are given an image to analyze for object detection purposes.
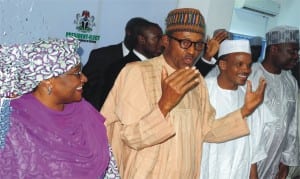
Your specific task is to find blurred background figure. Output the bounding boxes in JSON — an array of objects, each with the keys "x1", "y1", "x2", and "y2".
[
  {"x1": 82, "y1": 17, "x2": 150, "y2": 109},
  {"x1": 99, "y1": 21, "x2": 163, "y2": 110},
  {"x1": 249, "y1": 36, "x2": 263, "y2": 62}
]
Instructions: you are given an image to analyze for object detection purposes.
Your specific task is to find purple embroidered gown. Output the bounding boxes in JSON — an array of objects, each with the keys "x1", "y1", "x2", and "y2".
[{"x1": 0, "y1": 93, "x2": 110, "y2": 178}]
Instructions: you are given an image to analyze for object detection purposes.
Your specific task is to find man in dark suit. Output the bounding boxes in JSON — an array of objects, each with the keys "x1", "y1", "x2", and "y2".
[
  {"x1": 82, "y1": 17, "x2": 150, "y2": 109},
  {"x1": 94, "y1": 22, "x2": 163, "y2": 110}
]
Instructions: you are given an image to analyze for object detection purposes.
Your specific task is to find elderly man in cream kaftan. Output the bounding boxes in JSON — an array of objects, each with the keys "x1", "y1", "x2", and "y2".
[
  {"x1": 101, "y1": 8, "x2": 266, "y2": 179},
  {"x1": 101, "y1": 55, "x2": 250, "y2": 179}
]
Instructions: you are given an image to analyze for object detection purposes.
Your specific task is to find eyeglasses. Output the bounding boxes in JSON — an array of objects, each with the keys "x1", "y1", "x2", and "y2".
[
  {"x1": 168, "y1": 35, "x2": 206, "y2": 51},
  {"x1": 64, "y1": 71, "x2": 83, "y2": 79}
]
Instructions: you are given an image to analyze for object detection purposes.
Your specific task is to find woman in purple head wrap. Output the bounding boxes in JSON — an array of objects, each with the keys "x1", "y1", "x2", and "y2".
[{"x1": 0, "y1": 37, "x2": 119, "y2": 178}]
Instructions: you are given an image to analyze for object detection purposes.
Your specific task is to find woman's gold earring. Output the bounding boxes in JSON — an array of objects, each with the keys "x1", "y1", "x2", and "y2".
[{"x1": 47, "y1": 86, "x2": 52, "y2": 95}]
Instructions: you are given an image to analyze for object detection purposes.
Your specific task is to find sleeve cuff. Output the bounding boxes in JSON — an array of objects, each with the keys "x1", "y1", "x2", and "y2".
[{"x1": 201, "y1": 57, "x2": 217, "y2": 65}]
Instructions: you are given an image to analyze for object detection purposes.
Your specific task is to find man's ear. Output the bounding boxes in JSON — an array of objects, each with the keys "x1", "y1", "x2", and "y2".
[
  {"x1": 270, "y1": 45, "x2": 279, "y2": 54},
  {"x1": 137, "y1": 34, "x2": 145, "y2": 45},
  {"x1": 219, "y1": 59, "x2": 227, "y2": 71},
  {"x1": 161, "y1": 35, "x2": 169, "y2": 49}
]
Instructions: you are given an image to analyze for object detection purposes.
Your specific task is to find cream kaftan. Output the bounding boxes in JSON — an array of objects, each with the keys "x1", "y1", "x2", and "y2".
[{"x1": 101, "y1": 55, "x2": 250, "y2": 179}]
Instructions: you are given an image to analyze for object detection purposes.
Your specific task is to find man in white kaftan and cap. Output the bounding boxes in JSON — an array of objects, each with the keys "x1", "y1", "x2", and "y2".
[
  {"x1": 250, "y1": 25, "x2": 299, "y2": 179},
  {"x1": 205, "y1": 36, "x2": 264, "y2": 78},
  {"x1": 200, "y1": 39, "x2": 267, "y2": 179},
  {"x1": 287, "y1": 60, "x2": 300, "y2": 179}
]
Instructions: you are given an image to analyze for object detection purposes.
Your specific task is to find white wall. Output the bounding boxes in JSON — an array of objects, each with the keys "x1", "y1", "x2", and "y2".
[
  {"x1": 230, "y1": 0, "x2": 300, "y2": 37},
  {"x1": 267, "y1": 0, "x2": 300, "y2": 30},
  {"x1": 0, "y1": 0, "x2": 103, "y2": 65},
  {"x1": 230, "y1": 8, "x2": 269, "y2": 37},
  {"x1": 177, "y1": 0, "x2": 235, "y2": 37},
  {"x1": 98, "y1": 0, "x2": 176, "y2": 47},
  {"x1": 0, "y1": 0, "x2": 177, "y2": 65},
  {"x1": 1, "y1": 0, "x2": 298, "y2": 65},
  {"x1": 206, "y1": 0, "x2": 235, "y2": 37},
  {"x1": 177, "y1": 0, "x2": 210, "y2": 18}
]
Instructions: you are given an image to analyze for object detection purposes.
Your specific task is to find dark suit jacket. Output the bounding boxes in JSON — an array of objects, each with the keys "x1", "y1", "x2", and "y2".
[
  {"x1": 82, "y1": 43, "x2": 123, "y2": 109},
  {"x1": 96, "y1": 51, "x2": 141, "y2": 110},
  {"x1": 195, "y1": 57, "x2": 216, "y2": 77}
]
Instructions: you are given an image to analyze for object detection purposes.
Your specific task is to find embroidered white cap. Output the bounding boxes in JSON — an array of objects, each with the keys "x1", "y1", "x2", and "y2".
[{"x1": 266, "y1": 25, "x2": 299, "y2": 46}]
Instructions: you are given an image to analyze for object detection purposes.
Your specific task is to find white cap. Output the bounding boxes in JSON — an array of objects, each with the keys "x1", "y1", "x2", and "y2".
[{"x1": 218, "y1": 39, "x2": 251, "y2": 58}]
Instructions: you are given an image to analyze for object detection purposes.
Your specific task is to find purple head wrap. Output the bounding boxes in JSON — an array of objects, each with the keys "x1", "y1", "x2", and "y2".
[
  {"x1": 0, "y1": 37, "x2": 81, "y2": 97},
  {"x1": 0, "y1": 45, "x2": 23, "y2": 97}
]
